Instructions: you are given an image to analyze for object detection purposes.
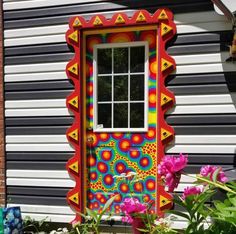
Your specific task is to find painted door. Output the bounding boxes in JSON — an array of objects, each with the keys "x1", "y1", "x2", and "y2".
[{"x1": 84, "y1": 29, "x2": 158, "y2": 214}]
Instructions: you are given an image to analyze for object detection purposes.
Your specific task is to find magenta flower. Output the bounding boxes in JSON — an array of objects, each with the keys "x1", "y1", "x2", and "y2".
[
  {"x1": 158, "y1": 153, "x2": 188, "y2": 192},
  {"x1": 200, "y1": 165, "x2": 228, "y2": 183},
  {"x1": 182, "y1": 186, "x2": 202, "y2": 200},
  {"x1": 120, "y1": 197, "x2": 147, "y2": 223}
]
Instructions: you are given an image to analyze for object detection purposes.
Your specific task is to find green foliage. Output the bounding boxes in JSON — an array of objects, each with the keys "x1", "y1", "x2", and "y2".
[
  {"x1": 23, "y1": 216, "x2": 49, "y2": 233},
  {"x1": 71, "y1": 195, "x2": 117, "y2": 234}
]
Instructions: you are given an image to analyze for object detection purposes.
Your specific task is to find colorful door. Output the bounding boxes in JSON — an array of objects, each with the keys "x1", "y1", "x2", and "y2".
[{"x1": 84, "y1": 30, "x2": 158, "y2": 213}]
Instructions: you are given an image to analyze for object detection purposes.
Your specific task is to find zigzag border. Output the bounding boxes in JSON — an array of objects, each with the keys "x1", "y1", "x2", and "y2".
[{"x1": 65, "y1": 8, "x2": 176, "y2": 223}]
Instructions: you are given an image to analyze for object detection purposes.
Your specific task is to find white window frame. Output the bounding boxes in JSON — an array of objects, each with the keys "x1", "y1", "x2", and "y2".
[{"x1": 93, "y1": 41, "x2": 149, "y2": 132}]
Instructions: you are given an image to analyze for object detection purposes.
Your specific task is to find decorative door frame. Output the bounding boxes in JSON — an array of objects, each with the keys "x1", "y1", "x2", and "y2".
[{"x1": 66, "y1": 8, "x2": 176, "y2": 223}]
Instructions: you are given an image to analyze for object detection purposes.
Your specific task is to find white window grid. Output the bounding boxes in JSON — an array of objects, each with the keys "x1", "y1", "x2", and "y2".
[{"x1": 93, "y1": 41, "x2": 149, "y2": 132}]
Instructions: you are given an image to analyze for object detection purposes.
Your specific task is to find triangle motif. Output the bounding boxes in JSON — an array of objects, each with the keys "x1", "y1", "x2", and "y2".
[
  {"x1": 68, "y1": 31, "x2": 78, "y2": 43},
  {"x1": 68, "y1": 96, "x2": 79, "y2": 109},
  {"x1": 68, "y1": 129, "x2": 79, "y2": 141},
  {"x1": 68, "y1": 63, "x2": 78, "y2": 75},
  {"x1": 161, "y1": 93, "x2": 173, "y2": 106},
  {"x1": 161, "y1": 58, "x2": 173, "y2": 72},
  {"x1": 160, "y1": 195, "x2": 172, "y2": 207},
  {"x1": 69, "y1": 193, "x2": 79, "y2": 205},
  {"x1": 73, "y1": 17, "x2": 82, "y2": 27},
  {"x1": 93, "y1": 16, "x2": 103, "y2": 26},
  {"x1": 136, "y1": 12, "x2": 146, "y2": 22},
  {"x1": 158, "y1": 10, "x2": 168, "y2": 20},
  {"x1": 161, "y1": 23, "x2": 173, "y2": 37},
  {"x1": 69, "y1": 161, "x2": 79, "y2": 173},
  {"x1": 161, "y1": 128, "x2": 172, "y2": 141},
  {"x1": 115, "y1": 14, "x2": 125, "y2": 24}
]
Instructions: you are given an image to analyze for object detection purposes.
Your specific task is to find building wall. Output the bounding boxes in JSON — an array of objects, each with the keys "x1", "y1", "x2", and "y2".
[{"x1": 2, "y1": 0, "x2": 236, "y2": 227}]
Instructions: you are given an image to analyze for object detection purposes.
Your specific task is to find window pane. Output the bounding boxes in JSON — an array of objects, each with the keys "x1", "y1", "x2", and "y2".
[
  {"x1": 98, "y1": 76, "x2": 111, "y2": 101},
  {"x1": 114, "y1": 75, "x2": 128, "y2": 101},
  {"x1": 97, "y1": 49, "x2": 112, "y2": 74},
  {"x1": 98, "y1": 104, "x2": 111, "y2": 128},
  {"x1": 114, "y1": 48, "x2": 128, "y2": 73},
  {"x1": 114, "y1": 103, "x2": 128, "y2": 128},
  {"x1": 130, "y1": 46, "x2": 145, "y2": 72},
  {"x1": 130, "y1": 75, "x2": 144, "y2": 101},
  {"x1": 130, "y1": 103, "x2": 144, "y2": 128}
]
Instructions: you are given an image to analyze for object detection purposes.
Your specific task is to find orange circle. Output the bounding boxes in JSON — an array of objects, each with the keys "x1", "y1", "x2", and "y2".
[
  {"x1": 149, "y1": 93, "x2": 156, "y2": 104},
  {"x1": 150, "y1": 61, "x2": 157, "y2": 74}
]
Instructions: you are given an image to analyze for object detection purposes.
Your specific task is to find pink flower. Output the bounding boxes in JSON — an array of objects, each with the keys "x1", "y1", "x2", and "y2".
[
  {"x1": 120, "y1": 197, "x2": 147, "y2": 224},
  {"x1": 182, "y1": 186, "x2": 202, "y2": 200},
  {"x1": 200, "y1": 165, "x2": 228, "y2": 183},
  {"x1": 158, "y1": 153, "x2": 188, "y2": 192}
]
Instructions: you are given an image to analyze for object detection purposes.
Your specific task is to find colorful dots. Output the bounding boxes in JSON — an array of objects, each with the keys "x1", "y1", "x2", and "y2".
[
  {"x1": 119, "y1": 183, "x2": 129, "y2": 193},
  {"x1": 88, "y1": 154, "x2": 96, "y2": 167},
  {"x1": 101, "y1": 150, "x2": 112, "y2": 161},
  {"x1": 119, "y1": 139, "x2": 130, "y2": 152},
  {"x1": 140, "y1": 157, "x2": 150, "y2": 167},
  {"x1": 131, "y1": 134, "x2": 143, "y2": 145},
  {"x1": 97, "y1": 162, "x2": 108, "y2": 173},
  {"x1": 114, "y1": 161, "x2": 127, "y2": 174},
  {"x1": 89, "y1": 171, "x2": 98, "y2": 181},
  {"x1": 150, "y1": 61, "x2": 157, "y2": 74},
  {"x1": 99, "y1": 133, "x2": 109, "y2": 142},
  {"x1": 133, "y1": 182, "x2": 143, "y2": 193},
  {"x1": 146, "y1": 178, "x2": 155, "y2": 191},
  {"x1": 103, "y1": 174, "x2": 114, "y2": 186}
]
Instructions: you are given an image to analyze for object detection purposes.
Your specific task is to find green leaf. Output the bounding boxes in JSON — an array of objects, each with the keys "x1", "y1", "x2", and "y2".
[
  {"x1": 212, "y1": 167, "x2": 221, "y2": 183},
  {"x1": 85, "y1": 208, "x2": 98, "y2": 222},
  {"x1": 136, "y1": 228, "x2": 149, "y2": 232},
  {"x1": 101, "y1": 195, "x2": 118, "y2": 214}
]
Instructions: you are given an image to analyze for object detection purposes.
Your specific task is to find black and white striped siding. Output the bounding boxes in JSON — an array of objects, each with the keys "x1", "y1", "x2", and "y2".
[{"x1": 3, "y1": 0, "x2": 236, "y2": 227}]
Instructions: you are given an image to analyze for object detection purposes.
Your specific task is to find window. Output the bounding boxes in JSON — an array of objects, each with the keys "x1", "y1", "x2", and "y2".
[{"x1": 93, "y1": 42, "x2": 149, "y2": 132}]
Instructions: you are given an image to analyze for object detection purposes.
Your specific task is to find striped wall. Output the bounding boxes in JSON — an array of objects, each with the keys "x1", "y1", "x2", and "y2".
[{"x1": 3, "y1": 0, "x2": 236, "y2": 228}]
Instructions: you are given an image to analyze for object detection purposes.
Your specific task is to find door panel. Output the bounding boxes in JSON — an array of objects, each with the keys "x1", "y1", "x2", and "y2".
[{"x1": 85, "y1": 30, "x2": 157, "y2": 213}]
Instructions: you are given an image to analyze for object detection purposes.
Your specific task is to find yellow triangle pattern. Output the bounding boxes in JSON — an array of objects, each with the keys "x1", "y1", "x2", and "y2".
[
  {"x1": 161, "y1": 58, "x2": 173, "y2": 72},
  {"x1": 68, "y1": 96, "x2": 79, "y2": 109},
  {"x1": 115, "y1": 14, "x2": 125, "y2": 24},
  {"x1": 93, "y1": 16, "x2": 103, "y2": 26},
  {"x1": 161, "y1": 93, "x2": 173, "y2": 106},
  {"x1": 161, "y1": 128, "x2": 172, "y2": 141},
  {"x1": 68, "y1": 63, "x2": 78, "y2": 75},
  {"x1": 69, "y1": 193, "x2": 79, "y2": 205},
  {"x1": 68, "y1": 31, "x2": 78, "y2": 43},
  {"x1": 158, "y1": 10, "x2": 168, "y2": 20},
  {"x1": 136, "y1": 12, "x2": 146, "y2": 22},
  {"x1": 69, "y1": 161, "x2": 79, "y2": 173},
  {"x1": 160, "y1": 195, "x2": 172, "y2": 207},
  {"x1": 73, "y1": 17, "x2": 82, "y2": 27},
  {"x1": 161, "y1": 23, "x2": 173, "y2": 37},
  {"x1": 68, "y1": 129, "x2": 78, "y2": 141}
]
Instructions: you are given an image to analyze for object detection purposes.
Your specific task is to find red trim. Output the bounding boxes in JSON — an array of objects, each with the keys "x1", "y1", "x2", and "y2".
[{"x1": 66, "y1": 9, "x2": 176, "y2": 222}]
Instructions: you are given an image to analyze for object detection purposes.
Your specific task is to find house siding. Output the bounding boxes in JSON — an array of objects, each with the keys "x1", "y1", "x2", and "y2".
[{"x1": 2, "y1": 0, "x2": 236, "y2": 226}]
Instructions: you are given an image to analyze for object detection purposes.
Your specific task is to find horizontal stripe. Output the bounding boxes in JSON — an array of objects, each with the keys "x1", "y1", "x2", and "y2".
[
  {"x1": 8, "y1": 195, "x2": 67, "y2": 206},
  {"x1": 6, "y1": 152, "x2": 72, "y2": 161},
  {"x1": 7, "y1": 178, "x2": 75, "y2": 187},
  {"x1": 5, "y1": 99, "x2": 66, "y2": 108},
  {"x1": 7, "y1": 187, "x2": 68, "y2": 197},
  {"x1": 5, "y1": 80, "x2": 72, "y2": 91},
  {"x1": 5, "y1": 94, "x2": 235, "y2": 109},
  {"x1": 169, "y1": 84, "x2": 234, "y2": 95},
  {"x1": 166, "y1": 145, "x2": 236, "y2": 154},
  {"x1": 8, "y1": 204, "x2": 73, "y2": 215},
  {"x1": 5, "y1": 117, "x2": 73, "y2": 126},
  {"x1": 5, "y1": 108, "x2": 70, "y2": 116},
  {"x1": 166, "y1": 114, "x2": 236, "y2": 125},
  {"x1": 5, "y1": 90, "x2": 71, "y2": 100},
  {"x1": 4, "y1": 11, "x2": 226, "y2": 38},
  {"x1": 7, "y1": 161, "x2": 67, "y2": 170},
  {"x1": 7, "y1": 170, "x2": 69, "y2": 178},
  {"x1": 4, "y1": 22, "x2": 231, "y2": 47},
  {"x1": 167, "y1": 72, "x2": 236, "y2": 85},
  {"x1": 5, "y1": 52, "x2": 74, "y2": 65},
  {"x1": 187, "y1": 154, "x2": 235, "y2": 164},
  {"x1": 5, "y1": 31, "x2": 231, "y2": 57},
  {"x1": 5, "y1": 44, "x2": 227, "y2": 65},
  {"x1": 3, "y1": 0, "x2": 104, "y2": 10},
  {"x1": 6, "y1": 144, "x2": 73, "y2": 151},
  {"x1": 6, "y1": 134, "x2": 236, "y2": 145},
  {"x1": 169, "y1": 104, "x2": 236, "y2": 114},
  {"x1": 5, "y1": 72, "x2": 67, "y2": 82}
]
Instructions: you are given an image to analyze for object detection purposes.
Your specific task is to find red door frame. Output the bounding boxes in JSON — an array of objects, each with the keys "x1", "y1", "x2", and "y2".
[{"x1": 66, "y1": 9, "x2": 176, "y2": 223}]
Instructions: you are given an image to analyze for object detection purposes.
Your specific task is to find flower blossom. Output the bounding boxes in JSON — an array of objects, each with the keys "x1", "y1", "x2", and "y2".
[
  {"x1": 158, "y1": 153, "x2": 188, "y2": 192},
  {"x1": 120, "y1": 197, "x2": 147, "y2": 223},
  {"x1": 182, "y1": 186, "x2": 202, "y2": 200},
  {"x1": 200, "y1": 165, "x2": 228, "y2": 183}
]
